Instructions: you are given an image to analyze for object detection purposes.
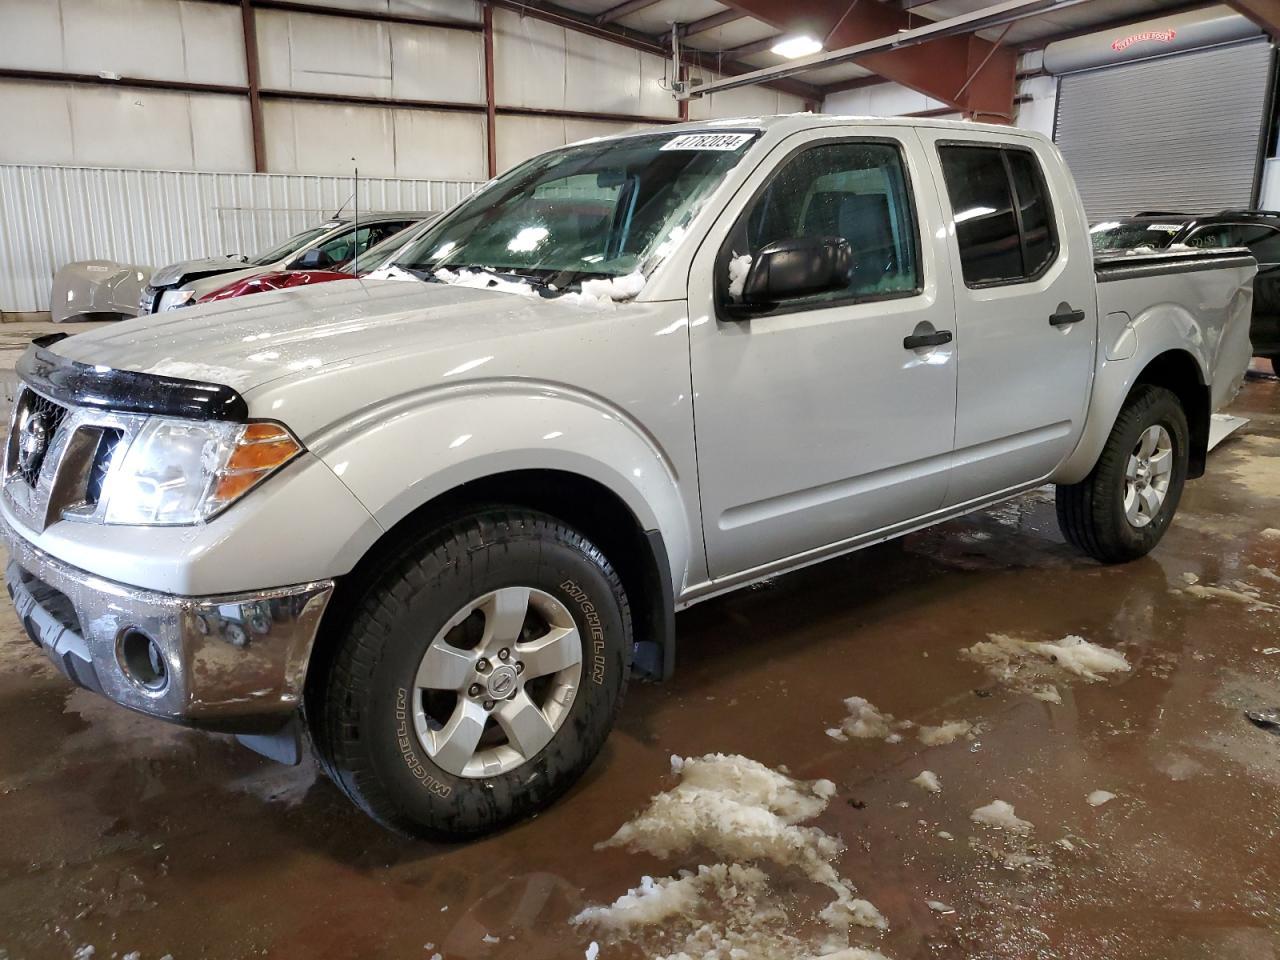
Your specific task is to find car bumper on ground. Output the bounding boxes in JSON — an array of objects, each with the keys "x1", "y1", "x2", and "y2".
[{"x1": 2, "y1": 513, "x2": 333, "y2": 733}]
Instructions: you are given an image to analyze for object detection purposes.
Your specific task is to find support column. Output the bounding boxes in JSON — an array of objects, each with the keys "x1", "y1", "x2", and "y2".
[
  {"x1": 484, "y1": 5, "x2": 498, "y2": 177},
  {"x1": 241, "y1": 0, "x2": 266, "y2": 173}
]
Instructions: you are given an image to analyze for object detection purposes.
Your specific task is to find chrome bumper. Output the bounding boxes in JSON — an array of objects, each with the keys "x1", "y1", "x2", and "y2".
[{"x1": 2, "y1": 514, "x2": 333, "y2": 732}]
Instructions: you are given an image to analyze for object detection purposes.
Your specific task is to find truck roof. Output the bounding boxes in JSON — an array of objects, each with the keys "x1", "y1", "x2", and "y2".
[{"x1": 577, "y1": 112, "x2": 1049, "y2": 145}]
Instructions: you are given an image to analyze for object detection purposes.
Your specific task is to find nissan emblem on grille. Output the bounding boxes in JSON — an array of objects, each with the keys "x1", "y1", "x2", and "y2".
[{"x1": 17, "y1": 412, "x2": 50, "y2": 479}]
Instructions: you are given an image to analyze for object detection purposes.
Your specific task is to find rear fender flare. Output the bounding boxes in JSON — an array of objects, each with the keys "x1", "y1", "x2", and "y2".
[{"x1": 1053, "y1": 313, "x2": 1210, "y2": 486}]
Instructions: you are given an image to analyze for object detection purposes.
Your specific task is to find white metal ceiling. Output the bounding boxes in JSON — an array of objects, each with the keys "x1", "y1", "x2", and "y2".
[{"x1": 551, "y1": 0, "x2": 1216, "y2": 77}]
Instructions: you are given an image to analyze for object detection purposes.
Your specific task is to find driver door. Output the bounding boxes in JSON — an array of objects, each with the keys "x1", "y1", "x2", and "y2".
[{"x1": 688, "y1": 129, "x2": 958, "y2": 579}]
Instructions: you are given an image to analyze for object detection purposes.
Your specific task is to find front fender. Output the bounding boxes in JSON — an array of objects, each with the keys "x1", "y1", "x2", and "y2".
[{"x1": 306, "y1": 381, "x2": 694, "y2": 593}]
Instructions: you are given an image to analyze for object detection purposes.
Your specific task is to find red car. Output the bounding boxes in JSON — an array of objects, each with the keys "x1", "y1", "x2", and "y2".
[{"x1": 197, "y1": 219, "x2": 431, "y2": 304}]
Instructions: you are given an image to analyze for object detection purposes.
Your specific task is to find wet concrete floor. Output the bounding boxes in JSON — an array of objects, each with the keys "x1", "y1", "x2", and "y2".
[{"x1": 1, "y1": 339, "x2": 1278, "y2": 960}]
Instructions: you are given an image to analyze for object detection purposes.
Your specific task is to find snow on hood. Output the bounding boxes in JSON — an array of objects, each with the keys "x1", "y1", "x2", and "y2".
[
  {"x1": 429, "y1": 267, "x2": 648, "y2": 310},
  {"x1": 46, "y1": 277, "x2": 626, "y2": 396}
]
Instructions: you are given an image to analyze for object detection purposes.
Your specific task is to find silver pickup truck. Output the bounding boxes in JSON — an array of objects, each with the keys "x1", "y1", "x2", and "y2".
[{"x1": 1, "y1": 115, "x2": 1254, "y2": 839}]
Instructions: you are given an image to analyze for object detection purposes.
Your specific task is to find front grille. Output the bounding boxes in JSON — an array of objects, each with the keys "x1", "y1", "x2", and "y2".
[
  {"x1": 86, "y1": 428, "x2": 123, "y2": 505},
  {"x1": 13, "y1": 391, "x2": 69, "y2": 488}
]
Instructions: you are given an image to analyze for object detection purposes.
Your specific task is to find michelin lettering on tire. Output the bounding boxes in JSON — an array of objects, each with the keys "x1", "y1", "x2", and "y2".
[
  {"x1": 394, "y1": 687, "x2": 452, "y2": 797},
  {"x1": 561, "y1": 578, "x2": 607, "y2": 685}
]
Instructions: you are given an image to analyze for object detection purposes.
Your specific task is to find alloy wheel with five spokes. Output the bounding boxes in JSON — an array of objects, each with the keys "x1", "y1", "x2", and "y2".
[
  {"x1": 412, "y1": 586, "x2": 582, "y2": 778},
  {"x1": 1123, "y1": 424, "x2": 1173, "y2": 528}
]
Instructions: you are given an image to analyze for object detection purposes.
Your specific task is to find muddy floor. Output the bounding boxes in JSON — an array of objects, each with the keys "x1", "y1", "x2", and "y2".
[{"x1": 1, "y1": 339, "x2": 1278, "y2": 960}]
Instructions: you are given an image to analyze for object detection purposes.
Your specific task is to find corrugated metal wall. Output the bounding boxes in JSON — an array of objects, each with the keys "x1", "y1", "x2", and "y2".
[{"x1": 0, "y1": 163, "x2": 483, "y2": 312}]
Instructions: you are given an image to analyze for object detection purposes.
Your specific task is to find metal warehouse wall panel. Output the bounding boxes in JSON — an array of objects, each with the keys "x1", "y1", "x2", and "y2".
[
  {"x1": 0, "y1": 164, "x2": 482, "y2": 313},
  {"x1": 0, "y1": 0, "x2": 247, "y2": 86},
  {"x1": 1054, "y1": 39, "x2": 1274, "y2": 221}
]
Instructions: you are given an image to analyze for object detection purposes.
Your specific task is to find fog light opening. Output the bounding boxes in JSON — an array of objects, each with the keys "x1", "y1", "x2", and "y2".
[{"x1": 119, "y1": 629, "x2": 168, "y2": 691}]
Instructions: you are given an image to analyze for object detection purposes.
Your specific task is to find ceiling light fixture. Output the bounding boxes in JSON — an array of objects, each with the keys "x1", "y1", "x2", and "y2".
[{"x1": 771, "y1": 35, "x2": 823, "y2": 59}]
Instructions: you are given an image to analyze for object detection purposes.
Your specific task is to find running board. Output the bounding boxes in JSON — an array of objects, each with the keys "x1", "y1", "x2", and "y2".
[{"x1": 1208, "y1": 413, "x2": 1249, "y2": 452}]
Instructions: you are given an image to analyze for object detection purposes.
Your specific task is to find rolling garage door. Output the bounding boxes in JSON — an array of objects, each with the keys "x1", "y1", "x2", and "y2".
[{"x1": 1054, "y1": 39, "x2": 1274, "y2": 221}]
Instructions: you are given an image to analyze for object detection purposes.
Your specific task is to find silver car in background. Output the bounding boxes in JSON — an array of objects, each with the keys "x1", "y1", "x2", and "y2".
[
  {"x1": 137, "y1": 212, "x2": 428, "y2": 314},
  {"x1": 50, "y1": 212, "x2": 428, "y2": 322}
]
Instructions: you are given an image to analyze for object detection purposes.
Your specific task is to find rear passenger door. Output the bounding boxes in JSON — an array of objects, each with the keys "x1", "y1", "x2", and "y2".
[{"x1": 918, "y1": 131, "x2": 1097, "y2": 506}]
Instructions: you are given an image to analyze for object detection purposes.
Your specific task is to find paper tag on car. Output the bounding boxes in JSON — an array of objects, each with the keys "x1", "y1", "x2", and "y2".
[
  {"x1": 661, "y1": 133, "x2": 754, "y2": 152},
  {"x1": 1147, "y1": 224, "x2": 1183, "y2": 232}
]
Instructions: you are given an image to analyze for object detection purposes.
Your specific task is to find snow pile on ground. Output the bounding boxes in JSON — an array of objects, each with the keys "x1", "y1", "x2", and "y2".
[
  {"x1": 727, "y1": 254, "x2": 753, "y2": 298},
  {"x1": 910, "y1": 771, "x2": 941, "y2": 794},
  {"x1": 1180, "y1": 580, "x2": 1279, "y2": 612},
  {"x1": 1086, "y1": 790, "x2": 1116, "y2": 807},
  {"x1": 826, "y1": 697, "x2": 895, "y2": 741},
  {"x1": 572, "y1": 864, "x2": 769, "y2": 933},
  {"x1": 1036, "y1": 635, "x2": 1131, "y2": 680},
  {"x1": 434, "y1": 267, "x2": 538, "y2": 297},
  {"x1": 580, "y1": 754, "x2": 889, "y2": 959},
  {"x1": 962, "y1": 633, "x2": 1130, "y2": 696},
  {"x1": 970, "y1": 800, "x2": 1033, "y2": 836},
  {"x1": 918, "y1": 721, "x2": 973, "y2": 747}
]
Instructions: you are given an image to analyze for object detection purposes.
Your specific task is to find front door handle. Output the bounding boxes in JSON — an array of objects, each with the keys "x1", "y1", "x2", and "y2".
[
  {"x1": 1049, "y1": 305, "x2": 1086, "y2": 326},
  {"x1": 903, "y1": 330, "x2": 953, "y2": 350}
]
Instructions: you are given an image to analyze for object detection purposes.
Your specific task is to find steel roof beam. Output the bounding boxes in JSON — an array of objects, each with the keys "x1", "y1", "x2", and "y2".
[{"x1": 703, "y1": 0, "x2": 1091, "y2": 118}]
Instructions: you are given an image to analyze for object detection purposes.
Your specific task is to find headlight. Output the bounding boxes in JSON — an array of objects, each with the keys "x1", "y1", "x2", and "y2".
[
  {"x1": 104, "y1": 419, "x2": 302, "y2": 525},
  {"x1": 158, "y1": 288, "x2": 196, "y2": 311}
]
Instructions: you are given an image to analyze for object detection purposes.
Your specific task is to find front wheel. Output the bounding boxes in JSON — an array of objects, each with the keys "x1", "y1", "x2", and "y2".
[
  {"x1": 311, "y1": 508, "x2": 631, "y2": 839},
  {"x1": 1056, "y1": 385, "x2": 1189, "y2": 564}
]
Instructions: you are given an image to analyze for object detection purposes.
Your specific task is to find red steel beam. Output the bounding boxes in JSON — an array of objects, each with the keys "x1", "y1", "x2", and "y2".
[
  {"x1": 1222, "y1": 0, "x2": 1280, "y2": 38},
  {"x1": 240, "y1": 0, "x2": 267, "y2": 173},
  {"x1": 721, "y1": 0, "x2": 1018, "y2": 120},
  {"x1": 483, "y1": 5, "x2": 498, "y2": 178}
]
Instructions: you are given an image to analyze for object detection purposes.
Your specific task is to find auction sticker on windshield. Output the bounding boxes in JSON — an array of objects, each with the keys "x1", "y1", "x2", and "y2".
[{"x1": 661, "y1": 133, "x2": 754, "y2": 152}]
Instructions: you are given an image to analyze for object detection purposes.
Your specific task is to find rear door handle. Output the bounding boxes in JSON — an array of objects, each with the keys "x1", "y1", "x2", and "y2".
[
  {"x1": 903, "y1": 330, "x2": 953, "y2": 350},
  {"x1": 1049, "y1": 306, "x2": 1086, "y2": 326}
]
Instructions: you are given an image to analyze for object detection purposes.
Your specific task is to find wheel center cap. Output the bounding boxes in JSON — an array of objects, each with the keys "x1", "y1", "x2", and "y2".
[{"x1": 487, "y1": 664, "x2": 518, "y2": 699}]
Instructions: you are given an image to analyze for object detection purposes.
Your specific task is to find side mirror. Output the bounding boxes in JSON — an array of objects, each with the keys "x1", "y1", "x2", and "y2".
[
  {"x1": 734, "y1": 236, "x2": 853, "y2": 313},
  {"x1": 292, "y1": 249, "x2": 334, "y2": 270}
]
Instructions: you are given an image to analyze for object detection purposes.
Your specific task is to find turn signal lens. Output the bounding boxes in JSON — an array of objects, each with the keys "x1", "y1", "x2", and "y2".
[{"x1": 208, "y1": 423, "x2": 303, "y2": 512}]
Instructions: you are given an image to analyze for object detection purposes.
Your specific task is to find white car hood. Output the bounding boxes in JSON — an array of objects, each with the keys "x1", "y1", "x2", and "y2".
[{"x1": 49, "y1": 279, "x2": 617, "y2": 396}]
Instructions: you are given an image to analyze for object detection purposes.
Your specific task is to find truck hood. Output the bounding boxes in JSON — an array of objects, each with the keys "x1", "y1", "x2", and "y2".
[
  {"x1": 150, "y1": 255, "x2": 251, "y2": 288},
  {"x1": 49, "y1": 279, "x2": 622, "y2": 395}
]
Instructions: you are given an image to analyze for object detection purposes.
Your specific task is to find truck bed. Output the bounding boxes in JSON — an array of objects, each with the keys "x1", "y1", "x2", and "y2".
[{"x1": 1094, "y1": 247, "x2": 1256, "y2": 413}]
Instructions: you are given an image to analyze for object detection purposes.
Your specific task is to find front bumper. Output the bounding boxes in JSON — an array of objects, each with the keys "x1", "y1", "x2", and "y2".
[{"x1": 2, "y1": 513, "x2": 333, "y2": 732}]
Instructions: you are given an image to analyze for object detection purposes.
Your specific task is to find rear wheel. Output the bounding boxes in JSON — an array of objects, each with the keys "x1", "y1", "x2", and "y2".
[
  {"x1": 311, "y1": 508, "x2": 631, "y2": 839},
  {"x1": 1056, "y1": 385, "x2": 1189, "y2": 564}
]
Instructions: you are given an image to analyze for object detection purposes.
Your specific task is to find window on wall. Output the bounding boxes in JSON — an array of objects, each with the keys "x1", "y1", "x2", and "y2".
[
  {"x1": 722, "y1": 139, "x2": 921, "y2": 309},
  {"x1": 938, "y1": 145, "x2": 1059, "y2": 287}
]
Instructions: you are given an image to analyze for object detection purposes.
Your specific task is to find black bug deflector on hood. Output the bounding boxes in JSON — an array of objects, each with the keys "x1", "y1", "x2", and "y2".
[{"x1": 17, "y1": 334, "x2": 249, "y2": 422}]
